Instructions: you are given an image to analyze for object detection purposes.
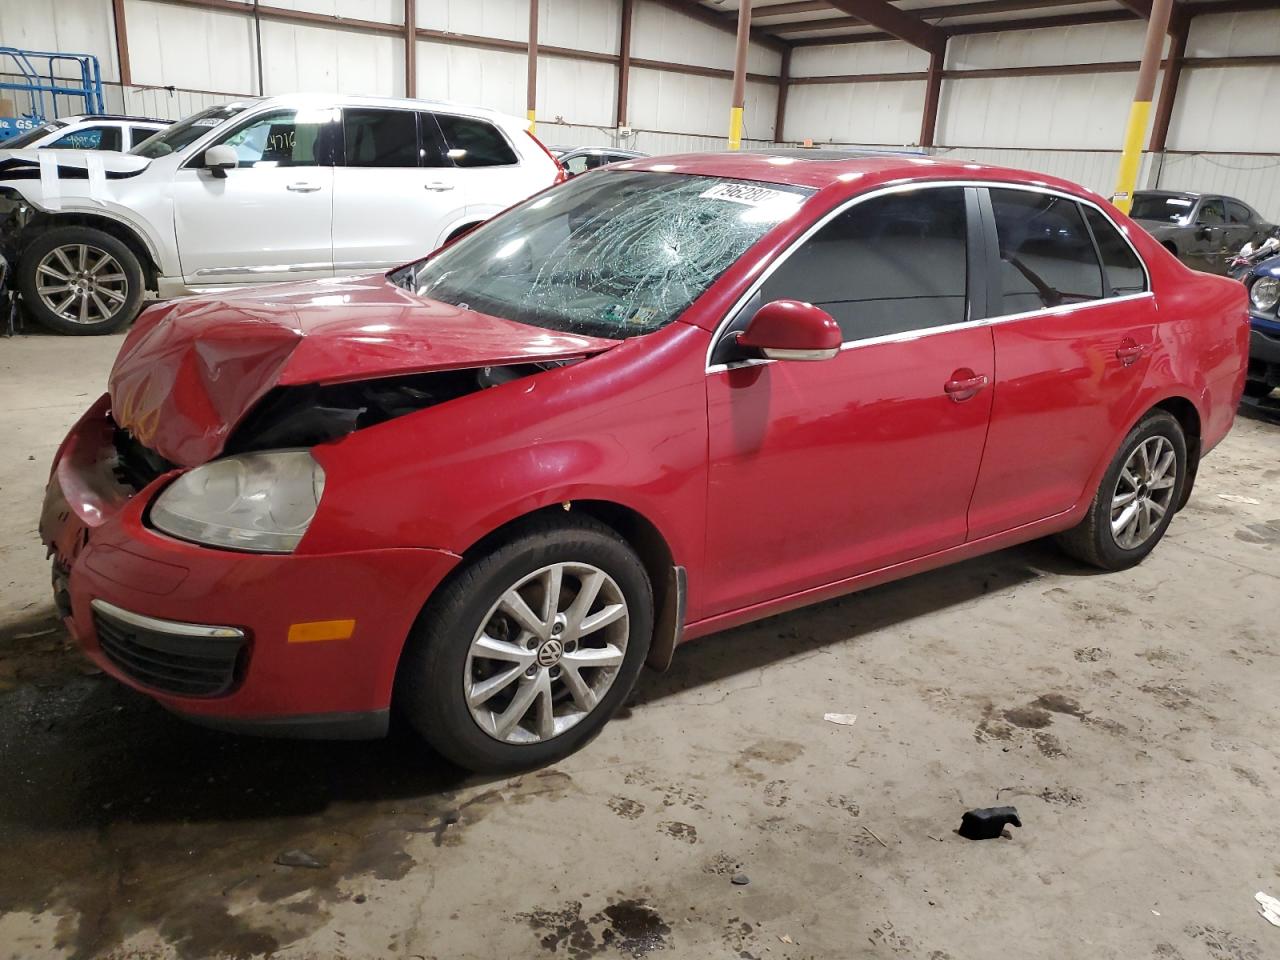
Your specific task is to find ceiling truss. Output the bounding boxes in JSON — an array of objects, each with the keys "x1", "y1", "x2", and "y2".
[{"x1": 697, "y1": 0, "x2": 1271, "y2": 48}]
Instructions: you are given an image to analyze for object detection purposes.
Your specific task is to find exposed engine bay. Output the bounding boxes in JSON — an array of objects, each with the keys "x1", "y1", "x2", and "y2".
[{"x1": 110, "y1": 360, "x2": 570, "y2": 490}]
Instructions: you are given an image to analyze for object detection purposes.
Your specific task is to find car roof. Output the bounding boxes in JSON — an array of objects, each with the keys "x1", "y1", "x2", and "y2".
[
  {"x1": 606, "y1": 149, "x2": 1103, "y2": 197},
  {"x1": 1135, "y1": 189, "x2": 1202, "y2": 200},
  {"x1": 55, "y1": 114, "x2": 170, "y2": 125},
  {"x1": 552, "y1": 146, "x2": 646, "y2": 157},
  {"x1": 253, "y1": 93, "x2": 515, "y2": 120}
]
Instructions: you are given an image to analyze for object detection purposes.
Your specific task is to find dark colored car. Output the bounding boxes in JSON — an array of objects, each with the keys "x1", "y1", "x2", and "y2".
[
  {"x1": 1239, "y1": 252, "x2": 1280, "y2": 412},
  {"x1": 1130, "y1": 190, "x2": 1275, "y2": 275},
  {"x1": 549, "y1": 146, "x2": 646, "y2": 177}
]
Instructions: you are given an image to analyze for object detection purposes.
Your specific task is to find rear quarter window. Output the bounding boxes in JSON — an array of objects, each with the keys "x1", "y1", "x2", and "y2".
[
  {"x1": 433, "y1": 114, "x2": 518, "y2": 167},
  {"x1": 1083, "y1": 207, "x2": 1147, "y2": 296}
]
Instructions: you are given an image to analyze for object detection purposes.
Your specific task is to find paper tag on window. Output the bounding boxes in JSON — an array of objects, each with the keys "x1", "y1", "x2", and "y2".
[
  {"x1": 192, "y1": 118, "x2": 222, "y2": 127},
  {"x1": 699, "y1": 183, "x2": 801, "y2": 208}
]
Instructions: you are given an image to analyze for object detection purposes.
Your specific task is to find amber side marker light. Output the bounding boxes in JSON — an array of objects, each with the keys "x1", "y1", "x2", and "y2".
[{"x1": 288, "y1": 619, "x2": 356, "y2": 643}]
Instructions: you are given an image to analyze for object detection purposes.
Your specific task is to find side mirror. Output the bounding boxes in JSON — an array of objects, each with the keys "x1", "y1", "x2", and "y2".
[
  {"x1": 202, "y1": 144, "x2": 238, "y2": 179},
  {"x1": 736, "y1": 299, "x2": 841, "y2": 362}
]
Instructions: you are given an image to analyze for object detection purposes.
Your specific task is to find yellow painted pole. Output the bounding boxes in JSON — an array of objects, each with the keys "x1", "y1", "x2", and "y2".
[
  {"x1": 1112, "y1": 0, "x2": 1174, "y2": 214},
  {"x1": 728, "y1": 0, "x2": 751, "y2": 150},
  {"x1": 526, "y1": 0, "x2": 538, "y2": 135}
]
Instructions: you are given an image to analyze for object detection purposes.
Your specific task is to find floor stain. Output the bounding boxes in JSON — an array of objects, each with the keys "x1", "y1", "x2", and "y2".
[
  {"x1": 762, "y1": 779, "x2": 790, "y2": 808},
  {"x1": 518, "y1": 899, "x2": 671, "y2": 959},
  {"x1": 731, "y1": 739, "x2": 804, "y2": 782},
  {"x1": 1038, "y1": 787, "x2": 1084, "y2": 806},
  {"x1": 827, "y1": 795, "x2": 861, "y2": 816},
  {"x1": 0, "y1": 664, "x2": 572, "y2": 960},
  {"x1": 1033, "y1": 732, "x2": 1067, "y2": 758},
  {"x1": 607, "y1": 796, "x2": 646, "y2": 820},
  {"x1": 1185, "y1": 924, "x2": 1263, "y2": 960},
  {"x1": 657, "y1": 820, "x2": 698, "y2": 844}
]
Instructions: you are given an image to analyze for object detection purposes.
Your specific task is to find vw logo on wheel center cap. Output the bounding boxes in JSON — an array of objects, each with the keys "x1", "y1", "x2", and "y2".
[{"x1": 537, "y1": 638, "x2": 564, "y2": 668}]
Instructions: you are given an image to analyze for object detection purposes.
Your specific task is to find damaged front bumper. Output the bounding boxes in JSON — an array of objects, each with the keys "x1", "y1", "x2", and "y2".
[
  {"x1": 40, "y1": 395, "x2": 463, "y2": 738},
  {"x1": 0, "y1": 186, "x2": 32, "y2": 266},
  {"x1": 0, "y1": 188, "x2": 29, "y2": 332}
]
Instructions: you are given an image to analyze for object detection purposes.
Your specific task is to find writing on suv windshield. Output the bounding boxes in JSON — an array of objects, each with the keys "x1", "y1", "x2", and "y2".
[{"x1": 396, "y1": 171, "x2": 814, "y2": 339}]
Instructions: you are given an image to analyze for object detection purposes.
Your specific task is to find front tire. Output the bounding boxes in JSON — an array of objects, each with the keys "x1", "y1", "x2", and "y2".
[
  {"x1": 18, "y1": 227, "x2": 144, "y2": 335},
  {"x1": 1056, "y1": 410, "x2": 1187, "y2": 570},
  {"x1": 396, "y1": 516, "x2": 653, "y2": 772}
]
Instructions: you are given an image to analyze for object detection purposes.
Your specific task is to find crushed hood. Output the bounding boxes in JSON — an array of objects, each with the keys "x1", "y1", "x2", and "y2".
[{"x1": 108, "y1": 273, "x2": 620, "y2": 466}]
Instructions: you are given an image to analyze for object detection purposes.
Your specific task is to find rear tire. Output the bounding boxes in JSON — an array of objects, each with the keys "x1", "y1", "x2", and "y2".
[
  {"x1": 395, "y1": 516, "x2": 652, "y2": 773},
  {"x1": 1055, "y1": 410, "x2": 1186, "y2": 570},
  {"x1": 18, "y1": 226, "x2": 144, "y2": 335}
]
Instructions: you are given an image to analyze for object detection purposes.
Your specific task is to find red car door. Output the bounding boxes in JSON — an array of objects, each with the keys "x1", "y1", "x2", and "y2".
[
  {"x1": 966, "y1": 188, "x2": 1157, "y2": 539},
  {"x1": 701, "y1": 186, "x2": 996, "y2": 617}
]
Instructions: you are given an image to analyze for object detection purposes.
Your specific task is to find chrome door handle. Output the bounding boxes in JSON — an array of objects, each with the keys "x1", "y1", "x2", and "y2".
[
  {"x1": 424, "y1": 181, "x2": 455, "y2": 192},
  {"x1": 286, "y1": 183, "x2": 321, "y2": 193}
]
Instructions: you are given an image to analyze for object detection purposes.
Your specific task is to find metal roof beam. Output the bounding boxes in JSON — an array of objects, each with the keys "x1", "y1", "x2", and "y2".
[
  {"x1": 771, "y1": 0, "x2": 1101, "y2": 34},
  {"x1": 823, "y1": 0, "x2": 945, "y2": 51},
  {"x1": 649, "y1": 0, "x2": 790, "y2": 54}
]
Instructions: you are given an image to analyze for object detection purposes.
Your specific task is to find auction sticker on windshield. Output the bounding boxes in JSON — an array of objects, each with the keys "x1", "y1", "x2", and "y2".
[{"x1": 699, "y1": 182, "x2": 803, "y2": 207}]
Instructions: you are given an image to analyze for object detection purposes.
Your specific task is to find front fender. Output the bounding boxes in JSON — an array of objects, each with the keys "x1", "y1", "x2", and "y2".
[
  {"x1": 299, "y1": 323, "x2": 711, "y2": 582},
  {"x1": 27, "y1": 200, "x2": 172, "y2": 275}
]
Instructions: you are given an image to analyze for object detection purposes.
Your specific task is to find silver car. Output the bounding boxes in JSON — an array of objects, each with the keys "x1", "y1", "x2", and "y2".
[
  {"x1": 549, "y1": 146, "x2": 646, "y2": 178},
  {"x1": 1130, "y1": 190, "x2": 1275, "y2": 275}
]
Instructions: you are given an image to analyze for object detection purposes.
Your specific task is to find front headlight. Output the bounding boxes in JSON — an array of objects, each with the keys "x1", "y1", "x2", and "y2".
[
  {"x1": 1251, "y1": 277, "x2": 1280, "y2": 313},
  {"x1": 150, "y1": 451, "x2": 325, "y2": 553}
]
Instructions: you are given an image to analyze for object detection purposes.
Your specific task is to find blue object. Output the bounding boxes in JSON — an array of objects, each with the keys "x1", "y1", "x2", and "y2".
[
  {"x1": 1246, "y1": 253, "x2": 1280, "y2": 337},
  {"x1": 0, "y1": 47, "x2": 105, "y2": 143}
]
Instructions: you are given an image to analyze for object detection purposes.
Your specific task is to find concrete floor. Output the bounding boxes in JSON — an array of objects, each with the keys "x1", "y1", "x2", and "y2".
[{"x1": 1, "y1": 330, "x2": 1279, "y2": 960}]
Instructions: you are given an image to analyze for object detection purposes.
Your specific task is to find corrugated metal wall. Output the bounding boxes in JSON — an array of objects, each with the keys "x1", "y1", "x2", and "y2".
[
  {"x1": 3, "y1": 0, "x2": 1277, "y2": 216},
  {"x1": 787, "y1": 13, "x2": 1279, "y2": 219}
]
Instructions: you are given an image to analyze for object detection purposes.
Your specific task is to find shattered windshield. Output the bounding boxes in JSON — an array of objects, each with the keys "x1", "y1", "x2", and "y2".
[{"x1": 395, "y1": 171, "x2": 813, "y2": 338}]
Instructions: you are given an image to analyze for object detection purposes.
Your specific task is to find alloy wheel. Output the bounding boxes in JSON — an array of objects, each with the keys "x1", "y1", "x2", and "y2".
[
  {"x1": 465, "y1": 562, "x2": 629, "y2": 744},
  {"x1": 1110, "y1": 435, "x2": 1177, "y2": 550},
  {"x1": 35, "y1": 244, "x2": 129, "y2": 326}
]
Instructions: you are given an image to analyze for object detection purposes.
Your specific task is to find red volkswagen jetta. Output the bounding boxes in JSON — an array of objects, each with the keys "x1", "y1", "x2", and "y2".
[{"x1": 40, "y1": 151, "x2": 1247, "y2": 771}]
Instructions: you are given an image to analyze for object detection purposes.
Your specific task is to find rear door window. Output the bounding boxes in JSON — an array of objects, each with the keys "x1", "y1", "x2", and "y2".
[
  {"x1": 433, "y1": 114, "x2": 517, "y2": 167},
  {"x1": 1226, "y1": 200, "x2": 1253, "y2": 225},
  {"x1": 1083, "y1": 207, "x2": 1147, "y2": 296},
  {"x1": 759, "y1": 186, "x2": 969, "y2": 341},
  {"x1": 989, "y1": 189, "x2": 1103, "y2": 314},
  {"x1": 343, "y1": 108, "x2": 418, "y2": 167}
]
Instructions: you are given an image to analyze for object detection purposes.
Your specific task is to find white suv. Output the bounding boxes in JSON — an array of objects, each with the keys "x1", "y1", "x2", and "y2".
[
  {"x1": 0, "y1": 95, "x2": 562, "y2": 334},
  {"x1": 0, "y1": 115, "x2": 170, "y2": 156}
]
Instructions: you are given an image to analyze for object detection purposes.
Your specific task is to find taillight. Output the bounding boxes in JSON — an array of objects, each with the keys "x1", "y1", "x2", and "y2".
[{"x1": 525, "y1": 130, "x2": 566, "y2": 183}]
